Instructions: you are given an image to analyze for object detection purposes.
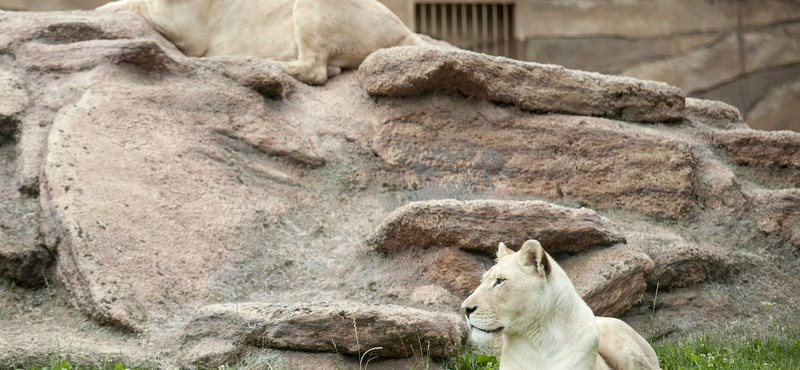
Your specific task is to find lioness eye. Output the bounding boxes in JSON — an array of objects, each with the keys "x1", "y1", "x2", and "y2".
[{"x1": 493, "y1": 278, "x2": 506, "y2": 287}]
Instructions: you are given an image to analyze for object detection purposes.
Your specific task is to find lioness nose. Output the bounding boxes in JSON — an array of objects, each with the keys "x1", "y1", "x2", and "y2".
[{"x1": 465, "y1": 306, "x2": 477, "y2": 317}]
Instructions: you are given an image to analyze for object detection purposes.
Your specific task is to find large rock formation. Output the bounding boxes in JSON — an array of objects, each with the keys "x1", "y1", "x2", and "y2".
[
  {"x1": 1, "y1": 9, "x2": 799, "y2": 370},
  {"x1": 179, "y1": 302, "x2": 467, "y2": 367}
]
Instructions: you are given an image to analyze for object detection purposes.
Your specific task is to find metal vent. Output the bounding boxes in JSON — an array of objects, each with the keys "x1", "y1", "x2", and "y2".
[{"x1": 415, "y1": 2, "x2": 515, "y2": 58}]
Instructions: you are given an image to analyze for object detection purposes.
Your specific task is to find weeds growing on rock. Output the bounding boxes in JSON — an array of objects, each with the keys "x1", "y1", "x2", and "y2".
[
  {"x1": 446, "y1": 351, "x2": 499, "y2": 370},
  {"x1": 0, "y1": 281, "x2": 12, "y2": 320},
  {"x1": 329, "y1": 315, "x2": 433, "y2": 370}
]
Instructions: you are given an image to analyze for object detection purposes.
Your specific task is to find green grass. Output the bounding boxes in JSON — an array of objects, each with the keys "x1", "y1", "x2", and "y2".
[
  {"x1": 653, "y1": 334, "x2": 800, "y2": 370},
  {"x1": 5, "y1": 356, "x2": 144, "y2": 370},
  {"x1": 445, "y1": 333, "x2": 800, "y2": 370},
  {"x1": 446, "y1": 352, "x2": 499, "y2": 370}
]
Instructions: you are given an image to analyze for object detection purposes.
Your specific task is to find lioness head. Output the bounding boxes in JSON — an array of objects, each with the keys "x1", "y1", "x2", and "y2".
[{"x1": 460, "y1": 240, "x2": 553, "y2": 343}]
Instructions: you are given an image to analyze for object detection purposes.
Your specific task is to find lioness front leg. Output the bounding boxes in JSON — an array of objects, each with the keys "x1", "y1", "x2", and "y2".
[{"x1": 280, "y1": 52, "x2": 329, "y2": 85}]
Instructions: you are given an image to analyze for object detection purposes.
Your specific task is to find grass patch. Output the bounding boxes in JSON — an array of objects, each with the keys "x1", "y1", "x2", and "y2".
[
  {"x1": 6, "y1": 356, "x2": 144, "y2": 370},
  {"x1": 446, "y1": 352, "x2": 499, "y2": 370},
  {"x1": 446, "y1": 333, "x2": 800, "y2": 370},
  {"x1": 654, "y1": 334, "x2": 800, "y2": 370}
]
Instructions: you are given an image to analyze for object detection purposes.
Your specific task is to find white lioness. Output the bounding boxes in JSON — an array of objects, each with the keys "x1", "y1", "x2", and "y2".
[
  {"x1": 461, "y1": 240, "x2": 660, "y2": 370},
  {"x1": 97, "y1": 0, "x2": 430, "y2": 85}
]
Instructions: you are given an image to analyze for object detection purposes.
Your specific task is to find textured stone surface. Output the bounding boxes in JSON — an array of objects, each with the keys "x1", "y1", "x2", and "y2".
[
  {"x1": 0, "y1": 70, "x2": 28, "y2": 143},
  {"x1": 179, "y1": 302, "x2": 467, "y2": 367},
  {"x1": 747, "y1": 189, "x2": 800, "y2": 257},
  {"x1": 360, "y1": 47, "x2": 685, "y2": 123},
  {"x1": 194, "y1": 56, "x2": 295, "y2": 100},
  {"x1": 643, "y1": 242, "x2": 742, "y2": 291},
  {"x1": 372, "y1": 111, "x2": 696, "y2": 219},
  {"x1": 365, "y1": 200, "x2": 626, "y2": 256},
  {"x1": 0, "y1": 145, "x2": 52, "y2": 287},
  {"x1": 685, "y1": 98, "x2": 746, "y2": 130},
  {"x1": 559, "y1": 245, "x2": 654, "y2": 318},
  {"x1": 711, "y1": 129, "x2": 800, "y2": 188},
  {"x1": 425, "y1": 248, "x2": 485, "y2": 295}
]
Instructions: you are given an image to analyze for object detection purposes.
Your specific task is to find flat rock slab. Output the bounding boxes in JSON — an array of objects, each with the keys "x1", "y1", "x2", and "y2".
[
  {"x1": 711, "y1": 129, "x2": 800, "y2": 188},
  {"x1": 179, "y1": 302, "x2": 467, "y2": 367},
  {"x1": 365, "y1": 200, "x2": 626, "y2": 256},
  {"x1": 685, "y1": 98, "x2": 745, "y2": 130},
  {"x1": 643, "y1": 242, "x2": 743, "y2": 291},
  {"x1": 360, "y1": 46, "x2": 685, "y2": 123},
  {"x1": 560, "y1": 244, "x2": 654, "y2": 317}
]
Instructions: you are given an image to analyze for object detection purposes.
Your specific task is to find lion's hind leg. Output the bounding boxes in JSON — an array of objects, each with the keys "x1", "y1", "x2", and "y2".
[
  {"x1": 596, "y1": 317, "x2": 661, "y2": 370},
  {"x1": 279, "y1": 57, "x2": 328, "y2": 85},
  {"x1": 595, "y1": 355, "x2": 612, "y2": 370}
]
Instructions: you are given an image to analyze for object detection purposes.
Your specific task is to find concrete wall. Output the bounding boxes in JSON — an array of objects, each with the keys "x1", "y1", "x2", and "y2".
[
  {"x1": 377, "y1": 0, "x2": 800, "y2": 132},
  {"x1": 3, "y1": 0, "x2": 798, "y2": 131},
  {"x1": 511, "y1": 0, "x2": 800, "y2": 132}
]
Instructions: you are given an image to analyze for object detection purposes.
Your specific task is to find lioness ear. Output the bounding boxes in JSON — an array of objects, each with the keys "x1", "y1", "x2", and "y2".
[
  {"x1": 519, "y1": 240, "x2": 551, "y2": 277},
  {"x1": 496, "y1": 242, "x2": 514, "y2": 260}
]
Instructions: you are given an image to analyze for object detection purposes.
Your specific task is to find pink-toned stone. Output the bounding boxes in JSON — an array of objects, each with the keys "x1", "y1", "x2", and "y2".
[
  {"x1": 560, "y1": 245, "x2": 654, "y2": 317},
  {"x1": 365, "y1": 199, "x2": 626, "y2": 256},
  {"x1": 360, "y1": 46, "x2": 685, "y2": 123}
]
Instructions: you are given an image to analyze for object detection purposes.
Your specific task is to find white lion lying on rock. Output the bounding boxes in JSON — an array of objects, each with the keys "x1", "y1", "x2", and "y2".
[
  {"x1": 462, "y1": 240, "x2": 661, "y2": 370},
  {"x1": 97, "y1": 0, "x2": 430, "y2": 85}
]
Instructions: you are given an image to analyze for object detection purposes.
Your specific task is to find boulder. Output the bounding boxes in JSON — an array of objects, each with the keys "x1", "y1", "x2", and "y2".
[
  {"x1": 684, "y1": 98, "x2": 746, "y2": 130},
  {"x1": 747, "y1": 188, "x2": 800, "y2": 256},
  {"x1": 559, "y1": 245, "x2": 654, "y2": 317},
  {"x1": 360, "y1": 46, "x2": 686, "y2": 123},
  {"x1": 625, "y1": 222, "x2": 748, "y2": 292},
  {"x1": 711, "y1": 129, "x2": 800, "y2": 188},
  {"x1": 643, "y1": 242, "x2": 742, "y2": 291},
  {"x1": 179, "y1": 302, "x2": 467, "y2": 367},
  {"x1": 692, "y1": 153, "x2": 747, "y2": 212},
  {"x1": 365, "y1": 199, "x2": 626, "y2": 256}
]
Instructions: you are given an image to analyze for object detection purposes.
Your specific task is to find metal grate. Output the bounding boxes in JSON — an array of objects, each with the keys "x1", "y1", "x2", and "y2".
[{"x1": 415, "y1": 2, "x2": 515, "y2": 58}]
